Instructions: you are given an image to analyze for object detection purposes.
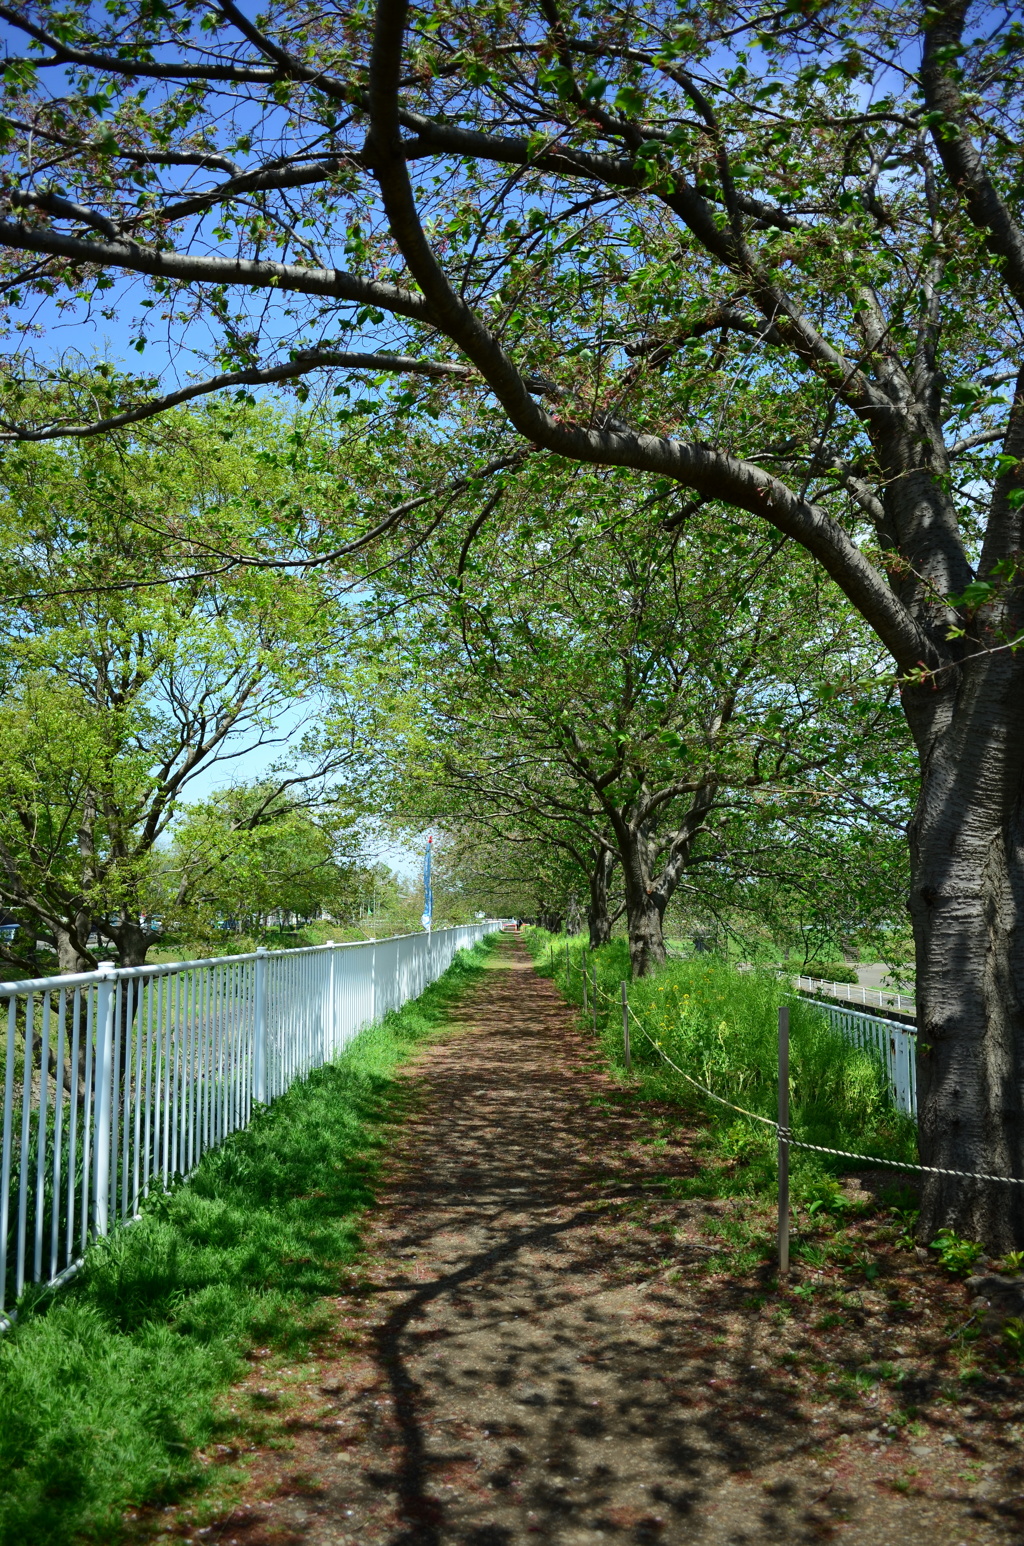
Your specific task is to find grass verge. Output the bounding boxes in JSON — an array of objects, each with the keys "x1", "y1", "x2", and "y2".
[
  {"x1": 527, "y1": 929, "x2": 917, "y2": 1232},
  {"x1": 0, "y1": 936, "x2": 495, "y2": 1546}
]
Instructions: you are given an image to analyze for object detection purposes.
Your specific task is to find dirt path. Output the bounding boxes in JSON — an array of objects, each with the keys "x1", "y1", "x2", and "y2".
[{"x1": 180, "y1": 938, "x2": 1024, "y2": 1546}]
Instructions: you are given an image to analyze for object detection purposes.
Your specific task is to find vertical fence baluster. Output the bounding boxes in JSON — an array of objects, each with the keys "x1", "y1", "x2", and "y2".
[
  {"x1": 777, "y1": 1006, "x2": 791, "y2": 1281},
  {"x1": 228, "y1": 962, "x2": 237, "y2": 1134},
  {"x1": 175, "y1": 973, "x2": 186, "y2": 1180},
  {"x1": 621, "y1": 982, "x2": 631, "y2": 1074},
  {"x1": 131, "y1": 980, "x2": 143, "y2": 1215},
  {"x1": 233, "y1": 961, "x2": 243, "y2": 1130},
  {"x1": 184, "y1": 970, "x2": 195, "y2": 1171},
  {"x1": 80, "y1": 988, "x2": 95, "y2": 1251},
  {"x1": 50, "y1": 990, "x2": 67, "y2": 1278},
  {"x1": 33, "y1": 993, "x2": 53, "y2": 1282},
  {"x1": 120, "y1": 980, "x2": 133, "y2": 1219},
  {"x1": 65, "y1": 989, "x2": 82, "y2": 1268},
  {"x1": 0, "y1": 998, "x2": 17, "y2": 1314},
  {"x1": 16, "y1": 994, "x2": 36, "y2": 1297},
  {"x1": 161, "y1": 974, "x2": 172, "y2": 1190},
  {"x1": 219, "y1": 963, "x2": 228, "y2": 1141},
  {"x1": 93, "y1": 968, "x2": 116, "y2": 1241},
  {"x1": 143, "y1": 978, "x2": 155, "y2": 1198},
  {"x1": 203, "y1": 967, "x2": 212, "y2": 1155},
  {"x1": 109, "y1": 979, "x2": 122, "y2": 1224},
  {"x1": 254, "y1": 947, "x2": 267, "y2": 1106}
]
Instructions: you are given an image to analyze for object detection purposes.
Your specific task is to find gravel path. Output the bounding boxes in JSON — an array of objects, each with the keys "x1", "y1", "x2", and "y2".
[{"x1": 175, "y1": 937, "x2": 1024, "y2": 1546}]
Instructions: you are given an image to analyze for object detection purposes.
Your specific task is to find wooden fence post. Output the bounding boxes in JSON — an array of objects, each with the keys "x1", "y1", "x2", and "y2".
[
  {"x1": 621, "y1": 981, "x2": 631, "y2": 1074},
  {"x1": 777, "y1": 1005, "x2": 790, "y2": 1280}
]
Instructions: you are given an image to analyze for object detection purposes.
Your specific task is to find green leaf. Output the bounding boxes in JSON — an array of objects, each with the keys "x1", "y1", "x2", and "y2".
[{"x1": 613, "y1": 83, "x2": 646, "y2": 118}]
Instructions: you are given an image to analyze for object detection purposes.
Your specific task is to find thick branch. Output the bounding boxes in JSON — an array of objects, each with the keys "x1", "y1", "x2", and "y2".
[
  {"x1": 921, "y1": 1, "x2": 1024, "y2": 309},
  {"x1": 0, "y1": 219, "x2": 434, "y2": 320},
  {"x1": 364, "y1": 0, "x2": 933, "y2": 673},
  {"x1": 0, "y1": 350, "x2": 477, "y2": 442}
]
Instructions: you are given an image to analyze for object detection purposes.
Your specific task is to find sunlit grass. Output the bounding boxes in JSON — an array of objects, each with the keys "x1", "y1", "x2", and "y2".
[
  {"x1": 528, "y1": 930, "x2": 915, "y2": 1187},
  {"x1": 0, "y1": 938, "x2": 494, "y2": 1546}
]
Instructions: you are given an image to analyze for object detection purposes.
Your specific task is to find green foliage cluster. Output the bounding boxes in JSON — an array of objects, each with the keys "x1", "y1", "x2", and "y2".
[
  {"x1": 161, "y1": 787, "x2": 365, "y2": 940},
  {"x1": 929, "y1": 1229, "x2": 986, "y2": 1277},
  {"x1": 0, "y1": 938, "x2": 492, "y2": 1546},
  {"x1": 528, "y1": 930, "x2": 915, "y2": 1177},
  {"x1": 0, "y1": 402, "x2": 372, "y2": 973},
  {"x1": 801, "y1": 962, "x2": 861, "y2": 985}
]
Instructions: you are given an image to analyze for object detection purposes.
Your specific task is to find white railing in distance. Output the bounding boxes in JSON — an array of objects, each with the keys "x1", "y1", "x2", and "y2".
[
  {"x1": 793, "y1": 973, "x2": 915, "y2": 1016},
  {"x1": 0, "y1": 924, "x2": 500, "y2": 1317},
  {"x1": 803, "y1": 996, "x2": 917, "y2": 1118}
]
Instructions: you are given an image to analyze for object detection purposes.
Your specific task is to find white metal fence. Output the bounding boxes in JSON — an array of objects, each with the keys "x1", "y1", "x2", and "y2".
[
  {"x1": 0, "y1": 924, "x2": 499, "y2": 1317},
  {"x1": 792, "y1": 972, "x2": 916, "y2": 1017},
  {"x1": 803, "y1": 996, "x2": 917, "y2": 1117}
]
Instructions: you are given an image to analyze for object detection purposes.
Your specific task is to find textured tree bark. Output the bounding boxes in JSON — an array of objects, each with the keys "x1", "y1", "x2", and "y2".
[
  {"x1": 613, "y1": 786, "x2": 717, "y2": 977},
  {"x1": 617, "y1": 830, "x2": 667, "y2": 977},
  {"x1": 107, "y1": 921, "x2": 151, "y2": 970},
  {"x1": 587, "y1": 848, "x2": 616, "y2": 949},
  {"x1": 54, "y1": 922, "x2": 94, "y2": 975},
  {"x1": 625, "y1": 892, "x2": 667, "y2": 978},
  {"x1": 908, "y1": 654, "x2": 1024, "y2": 1251}
]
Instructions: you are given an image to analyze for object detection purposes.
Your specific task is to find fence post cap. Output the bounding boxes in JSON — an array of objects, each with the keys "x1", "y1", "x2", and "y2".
[
  {"x1": 256, "y1": 945, "x2": 268, "y2": 956},
  {"x1": 326, "y1": 939, "x2": 335, "y2": 947},
  {"x1": 97, "y1": 960, "x2": 116, "y2": 974}
]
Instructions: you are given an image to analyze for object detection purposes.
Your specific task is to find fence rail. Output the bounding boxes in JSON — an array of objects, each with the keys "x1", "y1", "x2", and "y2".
[
  {"x1": 802, "y1": 996, "x2": 917, "y2": 1118},
  {"x1": 0, "y1": 923, "x2": 499, "y2": 1318},
  {"x1": 792, "y1": 972, "x2": 916, "y2": 1017}
]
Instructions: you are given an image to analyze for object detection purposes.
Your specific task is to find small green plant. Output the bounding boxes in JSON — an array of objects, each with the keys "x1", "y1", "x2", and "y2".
[
  {"x1": 930, "y1": 1228, "x2": 985, "y2": 1276},
  {"x1": 847, "y1": 1251, "x2": 880, "y2": 1281},
  {"x1": 891, "y1": 1206, "x2": 920, "y2": 1252},
  {"x1": 999, "y1": 1250, "x2": 1024, "y2": 1274},
  {"x1": 805, "y1": 1177, "x2": 852, "y2": 1219},
  {"x1": 795, "y1": 1238, "x2": 846, "y2": 1269},
  {"x1": 1003, "y1": 1318, "x2": 1024, "y2": 1359}
]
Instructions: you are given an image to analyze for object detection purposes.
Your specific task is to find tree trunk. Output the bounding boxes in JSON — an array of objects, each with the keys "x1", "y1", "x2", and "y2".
[
  {"x1": 626, "y1": 891, "x2": 667, "y2": 978},
  {"x1": 54, "y1": 911, "x2": 94, "y2": 974},
  {"x1": 108, "y1": 920, "x2": 151, "y2": 970},
  {"x1": 611, "y1": 785, "x2": 717, "y2": 978},
  {"x1": 617, "y1": 830, "x2": 666, "y2": 977},
  {"x1": 908, "y1": 655, "x2": 1024, "y2": 1253},
  {"x1": 587, "y1": 848, "x2": 616, "y2": 949}
]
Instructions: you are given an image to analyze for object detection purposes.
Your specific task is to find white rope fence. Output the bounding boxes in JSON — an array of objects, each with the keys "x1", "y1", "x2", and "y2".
[{"x1": 559, "y1": 947, "x2": 1024, "y2": 1278}]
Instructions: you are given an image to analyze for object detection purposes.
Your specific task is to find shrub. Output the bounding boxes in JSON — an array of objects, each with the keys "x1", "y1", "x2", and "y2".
[
  {"x1": 804, "y1": 962, "x2": 860, "y2": 985},
  {"x1": 929, "y1": 1228, "x2": 985, "y2": 1276}
]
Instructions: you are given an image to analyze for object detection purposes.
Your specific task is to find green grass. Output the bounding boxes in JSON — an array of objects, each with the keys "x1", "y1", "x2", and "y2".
[
  {"x1": 527, "y1": 930, "x2": 916, "y2": 1203},
  {"x1": 0, "y1": 936, "x2": 494, "y2": 1546}
]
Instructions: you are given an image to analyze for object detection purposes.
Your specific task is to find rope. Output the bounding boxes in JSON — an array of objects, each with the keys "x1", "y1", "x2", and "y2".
[
  {"x1": 784, "y1": 1135, "x2": 1024, "y2": 1185},
  {"x1": 577, "y1": 968, "x2": 1024, "y2": 1190}
]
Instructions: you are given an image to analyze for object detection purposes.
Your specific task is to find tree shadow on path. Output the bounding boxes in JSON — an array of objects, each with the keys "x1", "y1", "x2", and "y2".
[{"x1": 173, "y1": 938, "x2": 1024, "y2": 1546}]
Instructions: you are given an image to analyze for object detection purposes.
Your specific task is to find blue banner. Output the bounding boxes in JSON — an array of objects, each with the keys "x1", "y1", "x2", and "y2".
[{"x1": 421, "y1": 838, "x2": 433, "y2": 931}]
